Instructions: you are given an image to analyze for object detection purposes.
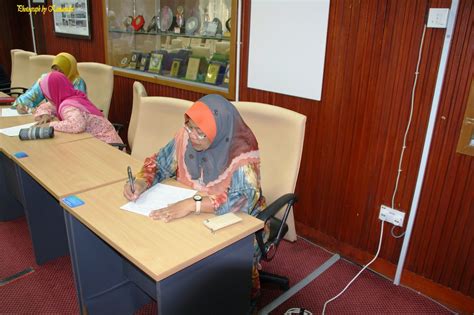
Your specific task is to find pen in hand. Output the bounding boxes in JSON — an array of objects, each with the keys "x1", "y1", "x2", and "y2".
[{"x1": 127, "y1": 166, "x2": 135, "y2": 194}]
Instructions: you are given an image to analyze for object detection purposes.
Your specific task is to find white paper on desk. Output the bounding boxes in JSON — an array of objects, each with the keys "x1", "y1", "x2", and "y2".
[
  {"x1": 121, "y1": 183, "x2": 197, "y2": 216},
  {"x1": 1, "y1": 108, "x2": 32, "y2": 117},
  {"x1": 0, "y1": 122, "x2": 36, "y2": 136}
]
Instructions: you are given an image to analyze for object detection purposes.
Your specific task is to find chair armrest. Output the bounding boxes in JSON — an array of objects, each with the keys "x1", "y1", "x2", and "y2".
[
  {"x1": 256, "y1": 193, "x2": 297, "y2": 261},
  {"x1": 0, "y1": 87, "x2": 28, "y2": 97},
  {"x1": 112, "y1": 123, "x2": 124, "y2": 133},
  {"x1": 109, "y1": 143, "x2": 127, "y2": 151},
  {"x1": 257, "y1": 193, "x2": 297, "y2": 222}
]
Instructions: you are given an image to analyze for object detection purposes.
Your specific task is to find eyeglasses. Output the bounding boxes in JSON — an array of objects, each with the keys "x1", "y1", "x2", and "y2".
[{"x1": 184, "y1": 122, "x2": 206, "y2": 140}]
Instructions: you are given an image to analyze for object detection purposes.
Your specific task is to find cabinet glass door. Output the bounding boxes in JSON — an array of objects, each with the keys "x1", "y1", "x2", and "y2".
[{"x1": 104, "y1": 0, "x2": 236, "y2": 99}]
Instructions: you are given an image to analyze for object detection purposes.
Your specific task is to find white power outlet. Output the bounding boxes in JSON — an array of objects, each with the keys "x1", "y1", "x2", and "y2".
[
  {"x1": 379, "y1": 205, "x2": 405, "y2": 227},
  {"x1": 427, "y1": 8, "x2": 449, "y2": 28}
]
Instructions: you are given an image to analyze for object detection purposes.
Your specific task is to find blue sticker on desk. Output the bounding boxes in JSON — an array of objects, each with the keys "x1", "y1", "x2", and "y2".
[
  {"x1": 14, "y1": 151, "x2": 28, "y2": 158},
  {"x1": 62, "y1": 195, "x2": 85, "y2": 208}
]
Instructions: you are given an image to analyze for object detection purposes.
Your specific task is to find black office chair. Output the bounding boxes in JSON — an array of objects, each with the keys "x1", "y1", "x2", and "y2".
[
  {"x1": 0, "y1": 64, "x2": 28, "y2": 99},
  {"x1": 255, "y1": 193, "x2": 297, "y2": 291}
]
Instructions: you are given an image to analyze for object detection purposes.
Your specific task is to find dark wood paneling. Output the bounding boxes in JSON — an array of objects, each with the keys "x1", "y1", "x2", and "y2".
[
  {"x1": 406, "y1": 0, "x2": 474, "y2": 294},
  {"x1": 240, "y1": 0, "x2": 473, "y2": 312},
  {"x1": 2, "y1": 0, "x2": 473, "y2": 312},
  {"x1": 0, "y1": 0, "x2": 35, "y2": 76}
]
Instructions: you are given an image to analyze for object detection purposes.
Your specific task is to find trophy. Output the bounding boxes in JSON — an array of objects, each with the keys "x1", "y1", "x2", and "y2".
[
  {"x1": 176, "y1": 5, "x2": 185, "y2": 33},
  {"x1": 201, "y1": 8, "x2": 210, "y2": 35}
]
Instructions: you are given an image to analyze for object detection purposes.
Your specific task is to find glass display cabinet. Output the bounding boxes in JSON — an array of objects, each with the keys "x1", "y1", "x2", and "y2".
[{"x1": 103, "y1": 0, "x2": 236, "y2": 98}]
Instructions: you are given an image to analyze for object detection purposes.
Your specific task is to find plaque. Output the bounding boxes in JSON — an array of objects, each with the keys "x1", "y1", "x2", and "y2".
[
  {"x1": 213, "y1": 18, "x2": 223, "y2": 35},
  {"x1": 204, "y1": 21, "x2": 218, "y2": 36},
  {"x1": 119, "y1": 56, "x2": 129, "y2": 68},
  {"x1": 148, "y1": 53, "x2": 163, "y2": 74},
  {"x1": 132, "y1": 15, "x2": 145, "y2": 31},
  {"x1": 122, "y1": 15, "x2": 134, "y2": 32},
  {"x1": 223, "y1": 64, "x2": 230, "y2": 84},
  {"x1": 170, "y1": 59, "x2": 182, "y2": 77},
  {"x1": 185, "y1": 16, "x2": 199, "y2": 35},
  {"x1": 185, "y1": 57, "x2": 200, "y2": 81},
  {"x1": 146, "y1": 16, "x2": 158, "y2": 33},
  {"x1": 205, "y1": 63, "x2": 221, "y2": 84},
  {"x1": 139, "y1": 53, "x2": 149, "y2": 71},
  {"x1": 129, "y1": 51, "x2": 141, "y2": 69},
  {"x1": 160, "y1": 6, "x2": 173, "y2": 32}
]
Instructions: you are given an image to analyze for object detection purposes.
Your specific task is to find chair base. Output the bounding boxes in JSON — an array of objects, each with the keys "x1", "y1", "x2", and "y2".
[{"x1": 260, "y1": 270, "x2": 290, "y2": 291}]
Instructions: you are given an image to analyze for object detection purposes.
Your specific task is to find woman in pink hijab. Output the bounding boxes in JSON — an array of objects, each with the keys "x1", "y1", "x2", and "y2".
[{"x1": 34, "y1": 71, "x2": 123, "y2": 145}]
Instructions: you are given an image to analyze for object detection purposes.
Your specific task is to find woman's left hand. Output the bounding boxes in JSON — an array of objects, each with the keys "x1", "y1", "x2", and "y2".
[{"x1": 149, "y1": 199, "x2": 194, "y2": 222}]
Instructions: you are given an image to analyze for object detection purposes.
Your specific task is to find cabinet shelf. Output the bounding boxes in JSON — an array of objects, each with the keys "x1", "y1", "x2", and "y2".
[{"x1": 109, "y1": 29, "x2": 230, "y2": 41}]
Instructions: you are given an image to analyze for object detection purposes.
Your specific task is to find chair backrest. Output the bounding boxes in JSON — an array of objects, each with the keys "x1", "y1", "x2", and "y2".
[
  {"x1": 131, "y1": 96, "x2": 192, "y2": 161},
  {"x1": 128, "y1": 81, "x2": 148, "y2": 151},
  {"x1": 233, "y1": 102, "x2": 306, "y2": 241},
  {"x1": 29, "y1": 55, "x2": 55, "y2": 82},
  {"x1": 10, "y1": 50, "x2": 36, "y2": 88},
  {"x1": 77, "y1": 62, "x2": 114, "y2": 117},
  {"x1": 10, "y1": 49, "x2": 26, "y2": 74}
]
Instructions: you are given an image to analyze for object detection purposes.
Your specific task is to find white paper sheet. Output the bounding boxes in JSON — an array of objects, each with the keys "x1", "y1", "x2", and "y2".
[
  {"x1": 1, "y1": 108, "x2": 32, "y2": 117},
  {"x1": 121, "y1": 183, "x2": 197, "y2": 216},
  {"x1": 0, "y1": 122, "x2": 36, "y2": 136}
]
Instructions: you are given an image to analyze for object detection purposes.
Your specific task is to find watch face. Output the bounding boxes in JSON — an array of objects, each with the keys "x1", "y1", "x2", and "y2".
[{"x1": 193, "y1": 194, "x2": 202, "y2": 202}]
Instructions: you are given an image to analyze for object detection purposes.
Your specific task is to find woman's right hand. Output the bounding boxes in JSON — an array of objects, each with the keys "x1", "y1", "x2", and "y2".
[
  {"x1": 35, "y1": 114, "x2": 54, "y2": 126},
  {"x1": 16, "y1": 104, "x2": 29, "y2": 114},
  {"x1": 123, "y1": 178, "x2": 147, "y2": 201}
]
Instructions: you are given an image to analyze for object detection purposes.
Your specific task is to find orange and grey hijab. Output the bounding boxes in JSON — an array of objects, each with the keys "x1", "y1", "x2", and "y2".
[{"x1": 177, "y1": 94, "x2": 260, "y2": 193}]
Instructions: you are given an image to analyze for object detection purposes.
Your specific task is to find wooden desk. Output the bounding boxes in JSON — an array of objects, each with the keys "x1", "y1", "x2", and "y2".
[
  {"x1": 0, "y1": 111, "x2": 35, "y2": 220},
  {"x1": 12, "y1": 137, "x2": 143, "y2": 265},
  {"x1": 14, "y1": 137, "x2": 142, "y2": 199},
  {"x1": 62, "y1": 181, "x2": 263, "y2": 315},
  {"x1": 0, "y1": 111, "x2": 92, "y2": 221},
  {"x1": 0, "y1": 107, "x2": 93, "y2": 156}
]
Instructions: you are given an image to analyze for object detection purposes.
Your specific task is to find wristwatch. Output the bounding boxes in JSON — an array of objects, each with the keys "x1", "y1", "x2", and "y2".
[{"x1": 193, "y1": 194, "x2": 202, "y2": 214}]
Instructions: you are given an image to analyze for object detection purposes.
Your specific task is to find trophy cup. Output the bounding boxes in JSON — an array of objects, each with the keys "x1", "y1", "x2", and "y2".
[{"x1": 176, "y1": 5, "x2": 185, "y2": 33}]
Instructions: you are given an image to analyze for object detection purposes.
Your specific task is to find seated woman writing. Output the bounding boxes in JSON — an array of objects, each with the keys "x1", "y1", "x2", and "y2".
[
  {"x1": 13, "y1": 52, "x2": 87, "y2": 114},
  {"x1": 33, "y1": 71, "x2": 122, "y2": 145},
  {"x1": 123, "y1": 94, "x2": 266, "y2": 298}
]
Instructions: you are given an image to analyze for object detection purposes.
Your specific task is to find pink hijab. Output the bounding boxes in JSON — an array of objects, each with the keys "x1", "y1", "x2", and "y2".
[{"x1": 39, "y1": 71, "x2": 103, "y2": 120}]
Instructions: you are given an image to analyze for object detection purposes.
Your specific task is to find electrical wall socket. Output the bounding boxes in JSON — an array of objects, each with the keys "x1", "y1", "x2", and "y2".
[
  {"x1": 427, "y1": 8, "x2": 449, "y2": 28},
  {"x1": 379, "y1": 205, "x2": 405, "y2": 227}
]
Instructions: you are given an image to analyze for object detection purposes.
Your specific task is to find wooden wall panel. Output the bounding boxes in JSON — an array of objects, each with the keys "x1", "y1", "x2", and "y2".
[
  {"x1": 38, "y1": 0, "x2": 105, "y2": 62},
  {"x1": 406, "y1": 0, "x2": 474, "y2": 293},
  {"x1": 2, "y1": 0, "x2": 472, "y2": 312},
  {"x1": 240, "y1": 0, "x2": 473, "y2": 312},
  {"x1": 0, "y1": 0, "x2": 35, "y2": 76}
]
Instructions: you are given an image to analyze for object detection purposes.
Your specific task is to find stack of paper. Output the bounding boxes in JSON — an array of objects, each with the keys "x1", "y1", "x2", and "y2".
[{"x1": 121, "y1": 183, "x2": 197, "y2": 216}]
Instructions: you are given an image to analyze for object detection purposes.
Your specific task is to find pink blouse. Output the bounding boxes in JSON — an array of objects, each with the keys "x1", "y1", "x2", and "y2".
[{"x1": 35, "y1": 102, "x2": 123, "y2": 145}]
